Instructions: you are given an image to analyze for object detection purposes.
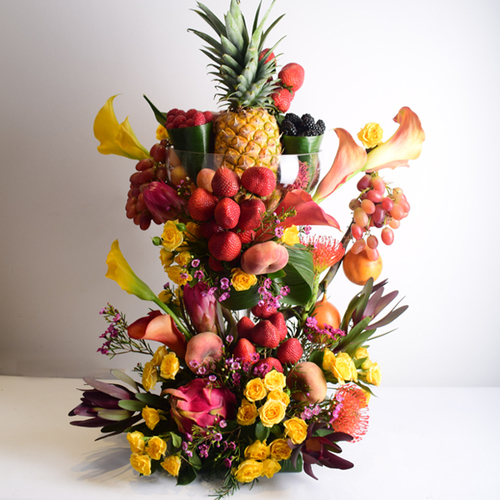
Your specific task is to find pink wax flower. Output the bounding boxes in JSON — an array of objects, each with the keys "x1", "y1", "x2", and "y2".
[
  {"x1": 164, "y1": 378, "x2": 236, "y2": 433},
  {"x1": 143, "y1": 181, "x2": 185, "y2": 223},
  {"x1": 183, "y1": 282, "x2": 217, "y2": 333}
]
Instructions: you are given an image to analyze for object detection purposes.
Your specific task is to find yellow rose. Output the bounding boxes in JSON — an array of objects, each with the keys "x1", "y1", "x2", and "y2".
[
  {"x1": 243, "y1": 378, "x2": 267, "y2": 402},
  {"x1": 322, "y1": 349, "x2": 336, "y2": 373},
  {"x1": 284, "y1": 417, "x2": 308, "y2": 445},
  {"x1": 245, "y1": 440, "x2": 270, "y2": 460},
  {"x1": 357, "y1": 122, "x2": 384, "y2": 149},
  {"x1": 175, "y1": 250, "x2": 192, "y2": 267},
  {"x1": 130, "y1": 452, "x2": 151, "y2": 476},
  {"x1": 160, "y1": 352, "x2": 180, "y2": 380},
  {"x1": 363, "y1": 390, "x2": 372, "y2": 404},
  {"x1": 156, "y1": 124, "x2": 169, "y2": 141},
  {"x1": 354, "y1": 347, "x2": 372, "y2": 370},
  {"x1": 269, "y1": 439, "x2": 292, "y2": 461},
  {"x1": 364, "y1": 362, "x2": 381, "y2": 386},
  {"x1": 146, "y1": 436, "x2": 167, "y2": 460},
  {"x1": 159, "y1": 248, "x2": 174, "y2": 270},
  {"x1": 333, "y1": 352, "x2": 358, "y2": 384},
  {"x1": 259, "y1": 399, "x2": 286, "y2": 427},
  {"x1": 142, "y1": 406, "x2": 160, "y2": 430},
  {"x1": 281, "y1": 225, "x2": 300, "y2": 246},
  {"x1": 127, "y1": 431, "x2": 145, "y2": 454},
  {"x1": 236, "y1": 398, "x2": 258, "y2": 426},
  {"x1": 161, "y1": 454, "x2": 181, "y2": 477},
  {"x1": 261, "y1": 458, "x2": 281, "y2": 478},
  {"x1": 158, "y1": 288, "x2": 173, "y2": 304},
  {"x1": 152, "y1": 345, "x2": 167, "y2": 367},
  {"x1": 142, "y1": 361, "x2": 158, "y2": 392},
  {"x1": 263, "y1": 370, "x2": 286, "y2": 392},
  {"x1": 161, "y1": 220, "x2": 184, "y2": 251},
  {"x1": 231, "y1": 268, "x2": 257, "y2": 292},
  {"x1": 185, "y1": 222, "x2": 201, "y2": 241},
  {"x1": 234, "y1": 459, "x2": 263, "y2": 483},
  {"x1": 166, "y1": 266, "x2": 192, "y2": 286},
  {"x1": 267, "y1": 389, "x2": 290, "y2": 407}
]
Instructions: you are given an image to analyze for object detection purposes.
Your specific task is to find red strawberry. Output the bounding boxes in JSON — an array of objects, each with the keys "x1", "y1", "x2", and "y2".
[
  {"x1": 212, "y1": 167, "x2": 241, "y2": 197},
  {"x1": 200, "y1": 218, "x2": 224, "y2": 239},
  {"x1": 208, "y1": 231, "x2": 242, "y2": 261},
  {"x1": 238, "y1": 198, "x2": 266, "y2": 230},
  {"x1": 277, "y1": 338, "x2": 303, "y2": 365},
  {"x1": 237, "y1": 316, "x2": 255, "y2": 340},
  {"x1": 251, "y1": 302, "x2": 277, "y2": 319},
  {"x1": 188, "y1": 188, "x2": 218, "y2": 221},
  {"x1": 214, "y1": 198, "x2": 240, "y2": 229},
  {"x1": 278, "y1": 63, "x2": 305, "y2": 92},
  {"x1": 186, "y1": 108, "x2": 197, "y2": 118},
  {"x1": 268, "y1": 312, "x2": 287, "y2": 341},
  {"x1": 241, "y1": 167, "x2": 276, "y2": 197},
  {"x1": 233, "y1": 338, "x2": 258, "y2": 363},
  {"x1": 254, "y1": 357, "x2": 283, "y2": 374},
  {"x1": 250, "y1": 320, "x2": 280, "y2": 348},
  {"x1": 208, "y1": 256, "x2": 224, "y2": 272},
  {"x1": 259, "y1": 48, "x2": 276, "y2": 64},
  {"x1": 272, "y1": 87, "x2": 293, "y2": 113},
  {"x1": 193, "y1": 111, "x2": 206, "y2": 126},
  {"x1": 237, "y1": 229, "x2": 255, "y2": 245}
]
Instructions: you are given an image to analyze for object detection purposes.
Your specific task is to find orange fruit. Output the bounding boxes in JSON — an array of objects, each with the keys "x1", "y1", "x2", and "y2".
[
  {"x1": 312, "y1": 296, "x2": 341, "y2": 329},
  {"x1": 343, "y1": 246, "x2": 383, "y2": 285}
]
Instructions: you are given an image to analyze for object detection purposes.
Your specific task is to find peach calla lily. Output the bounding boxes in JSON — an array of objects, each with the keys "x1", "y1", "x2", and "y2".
[{"x1": 94, "y1": 95, "x2": 150, "y2": 160}]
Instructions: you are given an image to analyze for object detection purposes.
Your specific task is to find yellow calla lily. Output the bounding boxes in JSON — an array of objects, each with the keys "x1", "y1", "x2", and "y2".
[
  {"x1": 94, "y1": 95, "x2": 150, "y2": 160},
  {"x1": 106, "y1": 240, "x2": 156, "y2": 301}
]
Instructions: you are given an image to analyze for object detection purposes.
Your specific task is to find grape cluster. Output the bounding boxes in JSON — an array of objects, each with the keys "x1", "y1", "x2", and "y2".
[
  {"x1": 125, "y1": 140, "x2": 169, "y2": 230},
  {"x1": 348, "y1": 173, "x2": 411, "y2": 260},
  {"x1": 280, "y1": 113, "x2": 325, "y2": 137}
]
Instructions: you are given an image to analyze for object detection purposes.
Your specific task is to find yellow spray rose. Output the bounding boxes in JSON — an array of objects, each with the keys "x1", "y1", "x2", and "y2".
[
  {"x1": 364, "y1": 362, "x2": 381, "y2": 386},
  {"x1": 357, "y1": 122, "x2": 384, "y2": 149},
  {"x1": 243, "y1": 378, "x2": 267, "y2": 402},
  {"x1": 175, "y1": 251, "x2": 192, "y2": 267},
  {"x1": 323, "y1": 350, "x2": 358, "y2": 384},
  {"x1": 261, "y1": 458, "x2": 282, "y2": 478},
  {"x1": 161, "y1": 220, "x2": 184, "y2": 251},
  {"x1": 161, "y1": 455, "x2": 181, "y2": 477},
  {"x1": 269, "y1": 439, "x2": 292, "y2": 461},
  {"x1": 245, "y1": 440, "x2": 270, "y2": 460},
  {"x1": 185, "y1": 222, "x2": 202, "y2": 241},
  {"x1": 354, "y1": 347, "x2": 372, "y2": 370},
  {"x1": 159, "y1": 248, "x2": 174, "y2": 270},
  {"x1": 284, "y1": 417, "x2": 308, "y2": 445},
  {"x1": 152, "y1": 346, "x2": 167, "y2": 367},
  {"x1": 158, "y1": 288, "x2": 173, "y2": 304},
  {"x1": 234, "y1": 459, "x2": 264, "y2": 483},
  {"x1": 263, "y1": 370, "x2": 286, "y2": 392},
  {"x1": 166, "y1": 266, "x2": 192, "y2": 286},
  {"x1": 142, "y1": 361, "x2": 158, "y2": 392},
  {"x1": 267, "y1": 389, "x2": 290, "y2": 406},
  {"x1": 146, "y1": 437, "x2": 167, "y2": 460},
  {"x1": 259, "y1": 399, "x2": 287, "y2": 427},
  {"x1": 160, "y1": 352, "x2": 180, "y2": 380},
  {"x1": 130, "y1": 452, "x2": 151, "y2": 476},
  {"x1": 236, "y1": 398, "x2": 258, "y2": 426},
  {"x1": 156, "y1": 124, "x2": 169, "y2": 141},
  {"x1": 281, "y1": 225, "x2": 300, "y2": 246},
  {"x1": 231, "y1": 268, "x2": 257, "y2": 292},
  {"x1": 142, "y1": 406, "x2": 160, "y2": 430},
  {"x1": 127, "y1": 431, "x2": 145, "y2": 454}
]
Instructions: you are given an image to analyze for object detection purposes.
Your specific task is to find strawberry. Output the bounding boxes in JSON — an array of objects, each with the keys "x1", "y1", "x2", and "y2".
[
  {"x1": 212, "y1": 167, "x2": 241, "y2": 197},
  {"x1": 208, "y1": 231, "x2": 242, "y2": 261},
  {"x1": 267, "y1": 312, "x2": 287, "y2": 341},
  {"x1": 254, "y1": 357, "x2": 283, "y2": 374},
  {"x1": 250, "y1": 320, "x2": 280, "y2": 348},
  {"x1": 237, "y1": 229, "x2": 255, "y2": 245},
  {"x1": 251, "y1": 302, "x2": 277, "y2": 319},
  {"x1": 259, "y1": 48, "x2": 276, "y2": 64},
  {"x1": 193, "y1": 111, "x2": 206, "y2": 126},
  {"x1": 237, "y1": 198, "x2": 266, "y2": 230},
  {"x1": 278, "y1": 63, "x2": 305, "y2": 92},
  {"x1": 208, "y1": 256, "x2": 224, "y2": 272},
  {"x1": 232, "y1": 338, "x2": 258, "y2": 364},
  {"x1": 200, "y1": 218, "x2": 224, "y2": 239},
  {"x1": 237, "y1": 316, "x2": 255, "y2": 340},
  {"x1": 241, "y1": 167, "x2": 276, "y2": 197},
  {"x1": 188, "y1": 188, "x2": 218, "y2": 221},
  {"x1": 271, "y1": 87, "x2": 293, "y2": 113},
  {"x1": 214, "y1": 198, "x2": 240, "y2": 229},
  {"x1": 277, "y1": 338, "x2": 303, "y2": 365}
]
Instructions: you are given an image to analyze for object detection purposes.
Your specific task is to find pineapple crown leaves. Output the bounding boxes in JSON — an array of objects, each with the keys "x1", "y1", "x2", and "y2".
[{"x1": 189, "y1": 0, "x2": 285, "y2": 109}]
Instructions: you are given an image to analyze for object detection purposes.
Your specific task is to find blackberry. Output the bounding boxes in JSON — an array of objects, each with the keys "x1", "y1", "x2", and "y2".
[
  {"x1": 316, "y1": 119, "x2": 326, "y2": 135},
  {"x1": 286, "y1": 113, "x2": 302, "y2": 127},
  {"x1": 281, "y1": 121, "x2": 297, "y2": 136}
]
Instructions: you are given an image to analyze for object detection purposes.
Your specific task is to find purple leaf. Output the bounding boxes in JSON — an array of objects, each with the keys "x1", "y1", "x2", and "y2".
[
  {"x1": 372, "y1": 290, "x2": 399, "y2": 318},
  {"x1": 369, "y1": 305, "x2": 409, "y2": 329},
  {"x1": 83, "y1": 377, "x2": 132, "y2": 400}
]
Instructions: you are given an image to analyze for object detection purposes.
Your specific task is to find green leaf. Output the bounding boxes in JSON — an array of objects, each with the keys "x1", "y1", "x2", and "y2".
[
  {"x1": 255, "y1": 421, "x2": 271, "y2": 442},
  {"x1": 280, "y1": 454, "x2": 303, "y2": 473},
  {"x1": 344, "y1": 329, "x2": 376, "y2": 357},
  {"x1": 281, "y1": 246, "x2": 314, "y2": 305},
  {"x1": 309, "y1": 349, "x2": 324, "y2": 368},
  {"x1": 268, "y1": 269, "x2": 286, "y2": 279},
  {"x1": 177, "y1": 465, "x2": 197, "y2": 485},
  {"x1": 314, "y1": 428, "x2": 335, "y2": 437},
  {"x1": 118, "y1": 400, "x2": 146, "y2": 412},
  {"x1": 97, "y1": 409, "x2": 132, "y2": 421},
  {"x1": 337, "y1": 316, "x2": 373, "y2": 352},
  {"x1": 222, "y1": 285, "x2": 260, "y2": 310},
  {"x1": 170, "y1": 432, "x2": 182, "y2": 449},
  {"x1": 111, "y1": 369, "x2": 139, "y2": 391},
  {"x1": 135, "y1": 392, "x2": 170, "y2": 409},
  {"x1": 143, "y1": 94, "x2": 167, "y2": 126},
  {"x1": 189, "y1": 450, "x2": 202, "y2": 469}
]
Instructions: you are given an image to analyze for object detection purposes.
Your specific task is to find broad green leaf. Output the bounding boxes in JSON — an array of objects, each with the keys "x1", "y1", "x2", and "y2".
[
  {"x1": 281, "y1": 246, "x2": 314, "y2": 305},
  {"x1": 309, "y1": 349, "x2": 325, "y2": 368},
  {"x1": 97, "y1": 409, "x2": 132, "y2": 421},
  {"x1": 143, "y1": 94, "x2": 167, "y2": 126},
  {"x1": 135, "y1": 392, "x2": 170, "y2": 409},
  {"x1": 222, "y1": 285, "x2": 260, "y2": 310},
  {"x1": 118, "y1": 400, "x2": 146, "y2": 412},
  {"x1": 177, "y1": 465, "x2": 197, "y2": 485},
  {"x1": 170, "y1": 432, "x2": 182, "y2": 449},
  {"x1": 314, "y1": 428, "x2": 335, "y2": 437},
  {"x1": 255, "y1": 421, "x2": 271, "y2": 442},
  {"x1": 280, "y1": 454, "x2": 303, "y2": 473}
]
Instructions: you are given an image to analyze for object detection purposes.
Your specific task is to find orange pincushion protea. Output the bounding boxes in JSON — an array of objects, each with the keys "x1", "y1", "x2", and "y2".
[
  {"x1": 302, "y1": 235, "x2": 344, "y2": 273},
  {"x1": 330, "y1": 384, "x2": 369, "y2": 442}
]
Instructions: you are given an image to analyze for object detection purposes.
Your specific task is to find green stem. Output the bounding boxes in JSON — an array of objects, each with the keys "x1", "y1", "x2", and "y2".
[{"x1": 152, "y1": 297, "x2": 193, "y2": 340}]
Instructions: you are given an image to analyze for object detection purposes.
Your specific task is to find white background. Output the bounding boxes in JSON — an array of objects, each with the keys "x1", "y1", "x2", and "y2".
[{"x1": 0, "y1": 0, "x2": 499, "y2": 385}]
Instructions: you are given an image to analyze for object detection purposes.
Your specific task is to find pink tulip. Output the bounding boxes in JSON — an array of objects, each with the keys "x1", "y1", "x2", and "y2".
[
  {"x1": 164, "y1": 378, "x2": 237, "y2": 433},
  {"x1": 143, "y1": 181, "x2": 185, "y2": 223},
  {"x1": 183, "y1": 282, "x2": 217, "y2": 333},
  {"x1": 127, "y1": 310, "x2": 187, "y2": 358}
]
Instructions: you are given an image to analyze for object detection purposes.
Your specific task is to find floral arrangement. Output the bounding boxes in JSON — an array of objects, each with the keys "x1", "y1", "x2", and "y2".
[{"x1": 69, "y1": 1, "x2": 425, "y2": 497}]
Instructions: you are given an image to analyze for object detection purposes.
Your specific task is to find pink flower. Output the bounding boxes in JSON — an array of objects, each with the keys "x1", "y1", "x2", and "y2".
[
  {"x1": 164, "y1": 378, "x2": 237, "y2": 433},
  {"x1": 183, "y1": 282, "x2": 217, "y2": 333},
  {"x1": 127, "y1": 310, "x2": 186, "y2": 358},
  {"x1": 143, "y1": 181, "x2": 184, "y2": 223}
]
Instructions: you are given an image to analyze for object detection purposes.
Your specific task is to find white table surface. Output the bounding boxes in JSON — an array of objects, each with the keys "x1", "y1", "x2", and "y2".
[{"x1": 1, "y1": 376, "x2": 499, "y2": 500}]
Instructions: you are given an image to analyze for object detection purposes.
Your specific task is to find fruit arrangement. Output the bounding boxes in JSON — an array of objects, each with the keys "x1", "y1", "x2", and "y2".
[{"x1": 76, "y1": 0, "x2": 425, "y2": 497}]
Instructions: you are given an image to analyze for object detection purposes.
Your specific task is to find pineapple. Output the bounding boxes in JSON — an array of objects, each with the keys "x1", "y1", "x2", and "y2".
[{"x1": 190, "y1": 0, "x2": 284, "y2": 174}]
